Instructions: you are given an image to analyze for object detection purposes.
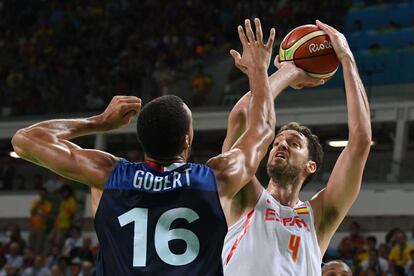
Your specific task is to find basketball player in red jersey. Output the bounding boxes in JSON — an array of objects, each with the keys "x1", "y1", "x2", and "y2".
[{"x1": 221, "y1": 20, "x2": 371, "y2": 275}]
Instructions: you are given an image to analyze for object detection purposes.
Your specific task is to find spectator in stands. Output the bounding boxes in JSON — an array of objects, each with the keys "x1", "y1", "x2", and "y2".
[
  {"x1": 386, "y1": 227, "x2": 402, "y2": 248},
  {"x1": 76, "y1": 237, "x2": 94, "y2": 264},
  {"x1": 338, "y1": 221, "x2": 365, "y2": 260},
  {"x1": 360, "y1": 248, "x2": 390, "y2": 275},
  {"x1": 405, "y1": 249, "x2": 414, "y2": 275},
  {"x1": 407, "y1": 226, "x2": 414, "y2": 246},
  {"x1": 389, "y1": 230, "x2": 413, "y2": 275},
  {"x1": 79, "y1": 261, "x2": 93, "y2": 276},
  {"x1": 322, "y1": 260, "x2": 352, "y2": 275},
  {"x1": 62, "y1": 226, "x2": 83, "y2": 257},
  {"x1": 22, "y1": 255, "x2": 50, "y2": 276},
  {"x1": 29, "y1": 187, "x2": 52, "y2": 255},
  {"x1": 378, "y1": 243, "x2": 391, "y2": 261},
  {"x1": 43, "y1": 175, "x2": 64, "y2": 194},
  {"x1": 191, "y1": 65, "x2": 213, "y2": 106},
  {"x1": 51, "y1": 256, "x2": 71, "y2": 276},
  {"x1": 0, "y1": 255, "x2": 7, "y2": 276},
  {"x1": 45, "y1": 245, "x2": 61, "y2": 269},
  {"x1": 22, "y1": 247, "x2": 35, "y2": 270},
  {"x1": 7, "y1": 226, "x2": 26, "y2": 254},
  {"x1": 357, "y1": 235, "x2": 378, "y2": 265},
  {"x1": 402, "y1": 249, "x2": 414, "y2": 276},
  {"x1": 5, "y1": 242, "x2": 23, "y2": 275},
  {"x1": 0, "y1": 0, "x2": 348, "y2": 116},
  {"x1": 48, "y1": 185, "x2": 77, "y2": 248}
]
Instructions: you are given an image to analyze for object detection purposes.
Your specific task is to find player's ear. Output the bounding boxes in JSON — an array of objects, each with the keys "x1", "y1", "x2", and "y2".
[
  {"x1": 183, "y1": 134, "x2": 190, "y2": 150},
  {"x1": 306, "y1": 160, "x2": 317, "y2": 174}
]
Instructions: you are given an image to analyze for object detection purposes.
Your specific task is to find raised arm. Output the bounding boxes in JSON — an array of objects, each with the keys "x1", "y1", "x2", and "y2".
[
  {"x1": 222, "y1": 58, "x2": 324, "y2": 152},
  {"x1": 222, "y1": 57, "x2": 325, "y2": 198},
  {"x1": 11, "y1": 96, "x2": 141, "y2": 189},
  {"x1": 207, "y1": 18, "x2": 276, "y2": 201},
  {"x1": 310, "y1": 20, "x2": 372, "y2": 254}
]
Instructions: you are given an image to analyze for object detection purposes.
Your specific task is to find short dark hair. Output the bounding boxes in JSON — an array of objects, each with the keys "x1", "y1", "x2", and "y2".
[
  {"x1": 367, "y1": 235, "x2": 377, "y2": 244},
  {"x1": 277, "y1": 122, "x2": 323, "y2": 186},
  {"x1": 137, "y1": 95, "x2": 190, "y2": 159}
]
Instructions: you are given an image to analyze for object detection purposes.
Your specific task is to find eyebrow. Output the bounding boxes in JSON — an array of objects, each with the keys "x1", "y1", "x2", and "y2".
[{"x1": 278, "y1": 133, "x2": 304, "y2": 143}]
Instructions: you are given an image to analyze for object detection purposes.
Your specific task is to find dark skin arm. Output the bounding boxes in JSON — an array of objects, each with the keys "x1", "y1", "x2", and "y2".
[{"x1": 11, "y1": 96, "x2": 141, "y2": 190}]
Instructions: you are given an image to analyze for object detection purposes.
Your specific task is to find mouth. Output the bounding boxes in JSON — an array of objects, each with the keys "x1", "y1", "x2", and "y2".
[{"x1": 274, "y1": 152, "x2": 288, "y2": 160}]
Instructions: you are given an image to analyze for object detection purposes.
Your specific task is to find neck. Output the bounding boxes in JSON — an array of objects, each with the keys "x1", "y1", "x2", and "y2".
[
  {"x1": 145, "y1": 155, "x2": 185, "y2": 166},
  {"x1": 266, "y1": 178, "x2": 302, "y2": 207}
]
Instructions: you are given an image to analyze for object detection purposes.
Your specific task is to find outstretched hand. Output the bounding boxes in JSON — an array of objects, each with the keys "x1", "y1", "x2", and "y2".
[
  {"x1": 98, "y1": 96, "x2": 142, "y2": 130},
  {"x1": 230, "y1": 18, "x2": 275, "y2": 73},
  {"x1": 273, "y1": 55, "x2": 325, "y2": 90}
]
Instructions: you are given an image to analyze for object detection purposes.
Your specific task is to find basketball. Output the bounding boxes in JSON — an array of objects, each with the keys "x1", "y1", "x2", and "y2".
[{"x1": 279, "y1": 24, "x2": 339, "y2": 79}]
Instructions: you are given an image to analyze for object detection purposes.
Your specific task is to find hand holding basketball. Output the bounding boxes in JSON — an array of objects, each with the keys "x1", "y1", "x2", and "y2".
[
  {"x1": 315, "y1": 20, "x2": 353, "y2": 63},
  {"x1": 230, "y1": 18, "x2": 275, "y2": 72},
  {"x1": 274, "y1": 55, "x2": 325, "y2": 90},
  {"x1": 279, "y1": 24, "x2": 339, "y2": 80},
  {"x1": 98, "y1": 95, "x2": 141, "y2": 130}
]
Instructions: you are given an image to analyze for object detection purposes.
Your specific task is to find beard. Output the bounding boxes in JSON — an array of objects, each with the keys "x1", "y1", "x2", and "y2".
[{"x1": 266, "y1": 159, "x2": 302, "y2": 186}]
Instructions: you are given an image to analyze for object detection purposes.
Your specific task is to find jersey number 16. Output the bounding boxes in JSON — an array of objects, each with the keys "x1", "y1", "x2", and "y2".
[{"x1": 118, "y1": 207, "x2": 200, "y2": 267}]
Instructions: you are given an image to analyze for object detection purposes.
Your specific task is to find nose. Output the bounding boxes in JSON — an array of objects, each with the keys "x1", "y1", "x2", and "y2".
[{"x1": 277, "y1": 139, "x2": 288, "y2": 151}]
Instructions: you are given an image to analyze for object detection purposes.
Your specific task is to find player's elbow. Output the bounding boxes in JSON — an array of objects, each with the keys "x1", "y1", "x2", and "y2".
[
  {"x1": 12, "y1": 127, "x2": 45, "y2": 157},
  {"x1": 11, "y1": 129, "x2": 29, "y2": 157},
  {"x1": 348, "y1": 128, "x2": 372, "y2": 154}
]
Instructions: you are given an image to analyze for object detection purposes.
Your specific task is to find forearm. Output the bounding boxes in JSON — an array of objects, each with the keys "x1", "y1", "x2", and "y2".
[
  {"x1": 342, "y1": 58, "x2": 372, "y2": 146},
  {"x1": 18, "y1": 115, "x2": 107, "y2": 141},
  {"x1": 230, "y1": 67, "x2": 297, "y2": 135},
  {"x1": 247, "y1": 67, "x2": 275, "y2": 131}
]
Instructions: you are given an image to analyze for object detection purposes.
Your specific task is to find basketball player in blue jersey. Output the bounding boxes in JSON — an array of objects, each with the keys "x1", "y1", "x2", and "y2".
[
  {"x1": 221, "y1": 20, "x2": 371, "y2": 275},
  {"x1": 12, "y1": 19, "x2": 278, "y2": 275}
]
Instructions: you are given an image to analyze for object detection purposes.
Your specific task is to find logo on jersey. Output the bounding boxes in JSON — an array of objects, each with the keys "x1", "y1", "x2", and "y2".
[
  {"x1": 294, "y1": 206, "x2": 309, "y2": 215},
  {"x1": 264, "y1": 208, "x2": 310, "y2": 232}
]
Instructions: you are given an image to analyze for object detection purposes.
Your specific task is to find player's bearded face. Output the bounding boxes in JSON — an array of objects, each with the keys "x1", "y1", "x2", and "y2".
[{"x1": 266, "y1": 155, "x2": 303, "y2": 184}]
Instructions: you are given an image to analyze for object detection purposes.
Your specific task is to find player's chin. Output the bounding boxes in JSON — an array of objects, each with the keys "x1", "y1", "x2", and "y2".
[{"x1": 267, "y1": 161, "x2": 284, "y2": 173}]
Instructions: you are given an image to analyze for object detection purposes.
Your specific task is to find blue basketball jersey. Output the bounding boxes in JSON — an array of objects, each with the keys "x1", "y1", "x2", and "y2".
[{"x1": 94, "y1": 159, "x2": 227, "y2": 276}]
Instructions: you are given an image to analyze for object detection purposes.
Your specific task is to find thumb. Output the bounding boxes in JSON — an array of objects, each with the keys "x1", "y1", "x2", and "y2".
[
  {"x1": 274, "y1": 55, "x2": 282, "y2": 69},
  {"x1": 230, "y1": 49, "x2": 241, "y2": 62}
]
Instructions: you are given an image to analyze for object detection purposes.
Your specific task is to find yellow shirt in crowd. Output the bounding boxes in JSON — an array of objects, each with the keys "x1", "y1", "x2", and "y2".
[
  {"x1": 55, "y1": 196, "x2": 77, "y2": 229},
  {"x1": 389, "y1": 244, "x2": 414, "y2": 266}
]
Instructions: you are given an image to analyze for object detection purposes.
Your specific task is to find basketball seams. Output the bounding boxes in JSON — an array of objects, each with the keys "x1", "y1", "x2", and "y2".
[
  {"x1": 289, "y1": 30, "x2": 328, "y2": 56},
  {"x1": 282, "y1": 51, "x2": 337, "y2": 62},
  {"x1": 293, "y1": 34, "x2": 334, "y2": 59},
  {"x1": 280, "y1": 30, "x2": 330, "y2": 62},
  {"x1": 279, "y1": 25, "x2": 339, "y2": 79},
  {"x1": 281, "y1": 29, "x2": 295, "y2": 50},
  {"x1": 306, "y1": 67, "x2": 338, "y2": 79}
]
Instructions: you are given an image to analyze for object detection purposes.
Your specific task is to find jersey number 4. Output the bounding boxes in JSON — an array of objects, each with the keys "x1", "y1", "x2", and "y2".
[
  {"x1": 288, "y1": 234, "x2": 301, "y2": 262},
  {"x1": 118, "y1": 207, "x2": 200, "y2": 267}
]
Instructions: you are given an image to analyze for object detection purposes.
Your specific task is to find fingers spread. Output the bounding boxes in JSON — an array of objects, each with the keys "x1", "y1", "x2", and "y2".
[
  {"x1": 238, "y1": 25, "x2": 248, "y2": 48},
  {"x1": 265, "y1": 28, "x2": 276, "y2": 50},
  {"x1": 230, "y1": 49, "x2": 241, "y2": 61},
  {"x1": 254, "y1": 18, "x2": 263, "y2": 43},
  {"x1": 245, "y1": 19, "x2": 255, "y2": 43}
]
